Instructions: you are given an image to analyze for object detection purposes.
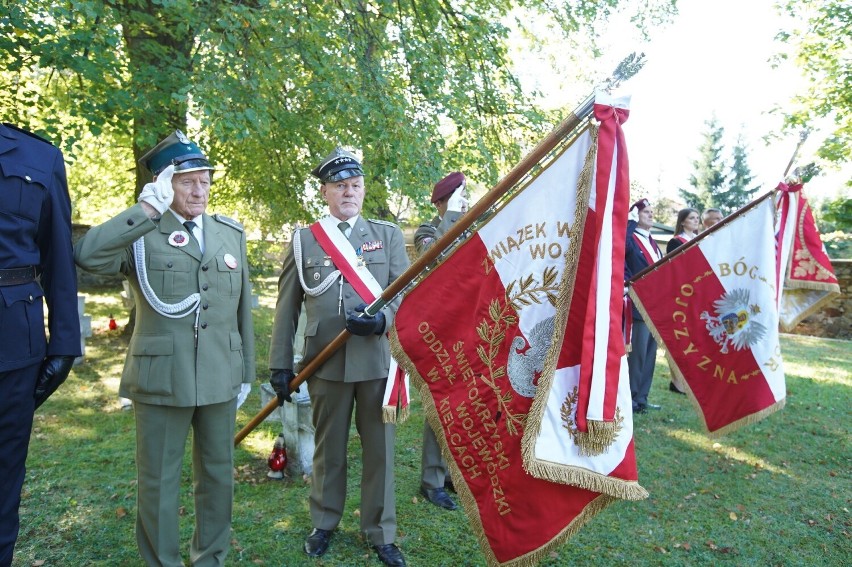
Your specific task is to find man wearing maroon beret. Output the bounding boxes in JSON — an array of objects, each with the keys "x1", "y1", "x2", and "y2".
[{"x1": 412, "y1": 172, "x2": 468, "y2": 511}]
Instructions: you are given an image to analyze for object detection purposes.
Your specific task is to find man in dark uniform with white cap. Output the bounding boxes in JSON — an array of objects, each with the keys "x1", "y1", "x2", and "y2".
[
  {"x1": 0, "y1": 123, "x2": 81, "y2": 567},
  {"x1": 269, "y1": 147, "x2": 409, "y2": 566},
  {"x1": 412, "y1": 172, "x2": 469, "y2": 511},
  {"x1": 624, "y1": 198, "x2": 663, "y2": 414},
  {"x1": 75, "y1": 131, "x2": 255, "y2": 567}
]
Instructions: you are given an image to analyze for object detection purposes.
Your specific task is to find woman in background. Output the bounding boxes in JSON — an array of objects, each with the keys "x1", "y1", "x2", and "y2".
[
  {"x1": 666, "y1": 208, "x2": 700, "y2": 254},
  {"x1": 664, "y1": 207, "x2": 700, "y2": 395}
]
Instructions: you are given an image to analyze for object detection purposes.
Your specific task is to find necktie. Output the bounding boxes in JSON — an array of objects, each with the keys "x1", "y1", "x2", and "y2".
[
  {"x1": 184, "y1": 220, "x2": 198, "y2": 241},
  {"x1": 184, "y1": 221, "x2": 203, "y2": 253},
  {"x1": 338, "y1": 221, "x2": 349, "y2": 238}
]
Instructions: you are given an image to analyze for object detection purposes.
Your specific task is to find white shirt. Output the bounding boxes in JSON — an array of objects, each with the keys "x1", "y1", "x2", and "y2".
[{"x1": 634, "y1": 227, "x2": 662, "y2": 262}]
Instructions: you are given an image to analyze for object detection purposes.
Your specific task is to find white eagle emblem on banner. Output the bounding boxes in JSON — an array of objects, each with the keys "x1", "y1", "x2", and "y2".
[{"x1": 700, "y1": 288, "x2": 767, "y2": 354}]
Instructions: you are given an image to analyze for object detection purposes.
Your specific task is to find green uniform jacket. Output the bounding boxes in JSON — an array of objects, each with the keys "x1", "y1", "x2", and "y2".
[
  {"x1": 269, "y1": 216, "x2": 409, "y2": 381},
  {"x1": 413, "y1": 211, "x2": 462, "y2": 257},
  {"x1": 74, "y1": 204, "x2": 256, "y2": 406}
]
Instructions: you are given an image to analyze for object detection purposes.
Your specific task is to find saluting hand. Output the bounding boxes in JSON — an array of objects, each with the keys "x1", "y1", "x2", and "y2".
[
  {"x1": 138, "y1": 164, "x2": 175, "y2": 214},
  {"x1": 446, "y1": 186, "x2": 468, "y2": 213}
]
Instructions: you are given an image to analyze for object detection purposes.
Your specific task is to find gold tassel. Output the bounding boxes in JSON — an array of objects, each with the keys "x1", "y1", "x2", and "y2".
[
  {"x1": 574, "y1": 419, "x2": 622, "y2": 456},
  {"x1": 382, "y1": 406, "x2": 397, "y2": 424}
]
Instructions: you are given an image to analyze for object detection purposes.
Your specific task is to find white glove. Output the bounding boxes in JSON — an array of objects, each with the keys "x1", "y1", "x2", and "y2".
[
  {"x1": 628, "y1": 206, "x2": 639, "y2": 223},
  {"x1": 447, "y1": 185, "x2": 468, "y2": 213},
  {"x1": 138, "y1": 164, "x2": 175, "y2": 214},
  {"x1": 236, "y1": 383, "x2": 251, "y2": 409}
]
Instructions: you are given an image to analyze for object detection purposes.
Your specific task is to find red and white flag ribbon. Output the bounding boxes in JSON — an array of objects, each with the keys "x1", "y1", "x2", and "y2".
[{"x1": 390, "y1": 94, "x2": 643, "y2": 566}]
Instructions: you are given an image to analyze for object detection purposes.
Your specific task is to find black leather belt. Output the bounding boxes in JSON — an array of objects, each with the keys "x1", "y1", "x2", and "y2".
[{"x1": 0, "y1": 266, "x2": 36, "y2": 286}]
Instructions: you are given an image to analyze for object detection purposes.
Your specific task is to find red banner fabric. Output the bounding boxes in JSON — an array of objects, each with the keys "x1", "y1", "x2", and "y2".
[{"x1": 393, "y1": 238, "x2": 611, "y2": 566}]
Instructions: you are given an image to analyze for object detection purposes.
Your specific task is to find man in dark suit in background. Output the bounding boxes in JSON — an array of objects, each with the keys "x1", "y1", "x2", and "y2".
[
  {"x1": 624, "y1": 198, "x2": 663, "y2": 414},
  {"x1": 0, "y1": 123, "x2": 81, "y2": 567}
]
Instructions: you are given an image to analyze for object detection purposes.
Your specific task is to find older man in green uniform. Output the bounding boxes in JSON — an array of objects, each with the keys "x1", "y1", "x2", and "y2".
[
  {"x1": 412, "y1": 171, "x2": 468, "y2": 511},
  {"x1": 269, "y1": 148, "x2": 409, "y2": 566},
  {"x1": 74, "y1": 131, "x2": 255, "y2": 567}
]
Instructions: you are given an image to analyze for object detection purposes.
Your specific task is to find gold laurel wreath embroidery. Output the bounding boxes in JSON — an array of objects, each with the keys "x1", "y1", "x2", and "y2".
[
  {"x1": 476, "y1": 298, "x2": 523, "y2": 436},
  {"x1": 474, "y1": 266, "x2": 560, "y2": 436},
  {"x1": 505, "y1": 266, "x2": 560, "y2": 310},
  {"x1": 560, "y1": 386, "x2": 624, "y2": 453}
]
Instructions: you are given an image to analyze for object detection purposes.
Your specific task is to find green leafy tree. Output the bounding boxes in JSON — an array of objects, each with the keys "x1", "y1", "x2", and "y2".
[
  {"x1": 1, "y1": 0, "x2": 677, "y2": 230},
  {"x1": 679, "y1": 117, "x2": 727, "y2": 211},
  {"x1": 775, "y1": 0, "x2": 852, "y2": 173}
]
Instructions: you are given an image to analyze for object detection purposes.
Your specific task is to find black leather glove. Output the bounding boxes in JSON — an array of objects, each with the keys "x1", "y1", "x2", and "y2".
[
  {"x1": 346, "y1": 303, "x2": 386, "y2": 336},
  {"x1": 34, "y1": 355, "x2": 75, "y2": 409},
  {"x1": 270, "y1": 369, "x2": 298, "y2": 405}
]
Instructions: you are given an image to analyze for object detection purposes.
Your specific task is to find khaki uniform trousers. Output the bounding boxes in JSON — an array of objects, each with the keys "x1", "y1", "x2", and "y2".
[
  {"x1": 134, "y1": 399, "x2": 236, "y2": 567},
  {"x1": 307, "y1": 377, "x2": 396, "y2": 545}
]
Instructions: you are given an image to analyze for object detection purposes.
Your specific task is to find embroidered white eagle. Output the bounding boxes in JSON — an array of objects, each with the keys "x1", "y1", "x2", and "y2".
[{"x1": 700, "y1": 288, "x2": 767, "y2": 354}]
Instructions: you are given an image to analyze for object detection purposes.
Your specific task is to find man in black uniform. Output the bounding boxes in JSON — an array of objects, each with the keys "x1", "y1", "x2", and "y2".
[
  {"x1": 624, "y1": 198, "x2": 663, "y2": 414},
  {"x1": 412, "y1": 172, "x2": 468, "y2": 511},
  {"x1": 0, "y1": 123, "x2": 81, "y2": 567}
]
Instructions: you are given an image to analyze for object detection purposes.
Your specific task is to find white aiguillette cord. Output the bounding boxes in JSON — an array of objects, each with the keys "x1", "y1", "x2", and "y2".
[
  {"x1": 132, "y1": 237, "x2": 201, "y2": 319},
  {"x1": 293, "y1": 229, "x2": 343, "y2": 298}
]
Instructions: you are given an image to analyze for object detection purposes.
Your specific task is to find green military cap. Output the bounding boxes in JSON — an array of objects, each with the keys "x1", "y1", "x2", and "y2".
[
  {"x1": 311, "y1": 147, "x2": 364, "y2": 183},
  {"x1": 138, "y1": 130, "x2": 214, "y2": 176}
]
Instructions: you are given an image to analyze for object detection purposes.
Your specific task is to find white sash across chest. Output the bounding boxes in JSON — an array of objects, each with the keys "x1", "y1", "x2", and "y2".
[{"x1": 294, "y1": 216, "x2": 383, "y2": 300}]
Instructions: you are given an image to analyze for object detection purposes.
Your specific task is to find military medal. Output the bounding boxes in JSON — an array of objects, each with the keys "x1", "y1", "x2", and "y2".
[
  {"x1": 224, "y1": 253, "x2": 238, "y2": 269},
  {"x1": 168, "y1": 231, "x2": 190, "y2": 247},
  {"x1": 361, "y1": 240, "x2": 384, "y2": 252}
]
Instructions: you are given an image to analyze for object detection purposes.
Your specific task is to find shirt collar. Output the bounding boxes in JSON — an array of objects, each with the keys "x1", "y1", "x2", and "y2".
[
  {"x1": 333, "y1": 215, "x2": 359, "y2": 229},
  {"x1": 170, "y1": 210, "x2": 203, "y2": 230}
]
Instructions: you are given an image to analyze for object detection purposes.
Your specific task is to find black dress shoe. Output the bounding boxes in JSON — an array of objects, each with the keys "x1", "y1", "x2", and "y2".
[
  {"x1": 373, "y1": 543, "x2": 406, "y2": 566},
  {"x1": 420, "y1": 486, "x2": 458, "y2": 510},
  {"x1": 634, "y1": 405, "x2": 647, "y2": 414},
  {"x1": 304, "y1": 528, "x2": 332, "y2": 557},
  {"x1": 444, "y1": 477, "x2": 456, "y2": 493},
  {"x1": 669, "y1": 381, "x2": 687, "y2": 395}
]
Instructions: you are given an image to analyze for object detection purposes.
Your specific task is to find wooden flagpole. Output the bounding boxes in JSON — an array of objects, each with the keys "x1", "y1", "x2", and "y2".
[{"x1": 235, "y1": 53, "x2": 646, "y2": 446}]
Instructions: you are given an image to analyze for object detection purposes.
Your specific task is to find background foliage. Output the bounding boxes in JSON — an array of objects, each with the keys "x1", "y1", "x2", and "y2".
[
  {"x1": 775, "y1": 0, "x2": 852, "y2": 177},
  {"x1": 0, "y1": 0, "x2": 677, "y2": 231},
  {"x1": 678, "y1": 117, "x2": 760, "y2": 215}
]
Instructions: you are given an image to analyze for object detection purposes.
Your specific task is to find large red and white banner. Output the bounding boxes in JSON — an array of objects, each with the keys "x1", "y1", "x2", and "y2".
[
  {"x1": 391, "y1": 96, "x2": 644, "y2": 566},
  {"x1": 630, "y1": 194, "x2": 786, "y2": 436},
  {"x1": 775, "y1": 182, "x2": 841, "y2": 331},
  {"x1": 521, "y1": 101, "x2": 646, "y2": 500}
]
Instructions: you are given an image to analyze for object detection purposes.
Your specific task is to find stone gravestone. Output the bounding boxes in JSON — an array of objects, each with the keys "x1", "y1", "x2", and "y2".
[{"x1": 75, "y1": 295, "x2": 92, "y2": 365}]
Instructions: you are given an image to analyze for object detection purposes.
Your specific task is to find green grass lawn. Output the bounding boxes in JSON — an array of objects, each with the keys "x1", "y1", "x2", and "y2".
[{"x1": 12, "y1": 282, "x2": 851, "y2": 566}]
